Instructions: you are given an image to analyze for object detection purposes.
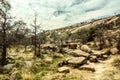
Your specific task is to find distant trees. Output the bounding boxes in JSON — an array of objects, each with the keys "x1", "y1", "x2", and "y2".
[
  {"x1": 50, "y1": 31, "x2": 59, "y2": 43},
  {"x1": 0, "y1": 0, "x2": 31, "y2": 65},
  {"x1": 37, "y1": 31, "x2": 47, "y2": 54}
]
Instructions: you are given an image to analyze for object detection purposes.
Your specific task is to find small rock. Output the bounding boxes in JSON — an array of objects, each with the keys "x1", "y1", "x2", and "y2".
[
  {"x1": 53, "y1": 53, "x2": 64, "y2": 58},
  {"x1": 58, "y1": 67, "x2": 70, "y2": 73},
  {"x1": 89, "y1": 55, "x2": 98, "y2": 62},
  {"x1": 44, "y1": 57, "x2": 53, "y2": 63},
  {"x1": 79, "y1": 65, "x2": 95, "y2": 72},
  {"x1": 110, "y1": 48, "x2": 119, "y2": 55},
  {"x1": 81, "y1": 45, "x2": 91, "y2": 53},
  {"x1": 3, "y1": 64, "x2": 14, "y2": 71}
]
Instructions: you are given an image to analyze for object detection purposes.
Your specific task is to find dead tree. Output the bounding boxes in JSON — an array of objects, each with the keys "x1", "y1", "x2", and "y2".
[{"x1": 31, "y1": 12, "x2": 41, "y2": 58}]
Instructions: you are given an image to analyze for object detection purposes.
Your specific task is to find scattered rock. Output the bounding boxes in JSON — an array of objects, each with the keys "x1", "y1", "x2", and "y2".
[
  {"x1": 53, "y1": 53, "x2": 64, "y2": 58},
  {"x1": 44, "y1": 57, "x2": 53, "y2": 63},
  {"x1": 58, "y1": 67, "x2": 70, "y2": 73},
  {"x1": 81, "y1": 45, "x2": 91, "y2": 53},
  {"x1": 110, "y1": 48, "x2": 119, "y2": 55},
  {"x1": 79, "y1": 64, "x2": 95, "y2": 72},
  {"x1": 89, "y1": 55, "x2": 98, "y2": 62}
]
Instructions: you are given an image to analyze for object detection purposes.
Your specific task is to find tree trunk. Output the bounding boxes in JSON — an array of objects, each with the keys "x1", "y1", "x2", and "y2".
[
  {"x1": 34, "y1": 30, "x2": 37, "y2": 57},
  {"x1": 1, "y1": 26, "x2": 7, "y2": 66},
  {"x1": 1, "y1": 44, "x2": 7, "y2": 66},
  {"x1": 38, "y1": 44, "x2": 41, "y2": 54}
]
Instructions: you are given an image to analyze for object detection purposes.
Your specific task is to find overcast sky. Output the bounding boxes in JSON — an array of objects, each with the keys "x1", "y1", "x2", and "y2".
[{"x1": 10, "y1": 0, "x2": 120, "y2": 30}]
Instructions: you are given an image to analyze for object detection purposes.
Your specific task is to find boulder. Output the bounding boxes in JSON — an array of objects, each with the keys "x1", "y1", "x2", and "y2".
[
  {"x1": 110, "y1": 48, "x2": 119, "y2": 55},
  {"x1": 67, "y1": 57, "x2": 87, "y2": 68},
  {"x1": 58, "y1": 67, "x2": 70, "y2": 73},
  {"x1": 69, "y1": 50, "x2": 90, "y2": 57},
  {"x1": 58, "y1": 57, "x2": 73, "y2": 67},
  {"x1": 81, "y1": 45, "x2": 91, "y2": 53},
  {"x1": 79, "y1": 64, "x2": 95, "y2": 72}
]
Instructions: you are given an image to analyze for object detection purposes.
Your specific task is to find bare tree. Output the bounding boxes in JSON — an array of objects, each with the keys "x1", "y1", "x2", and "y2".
[{"x1": 31, "y1": 12, "x2": 41, "y2": 58}]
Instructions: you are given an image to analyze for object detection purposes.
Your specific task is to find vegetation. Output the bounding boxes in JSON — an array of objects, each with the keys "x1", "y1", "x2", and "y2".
[{"x1": 0, "y1": 0, "x2": 120, "y2": 80}]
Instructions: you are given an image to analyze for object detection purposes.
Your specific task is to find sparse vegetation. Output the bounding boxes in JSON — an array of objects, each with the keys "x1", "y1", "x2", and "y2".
[{"x1": 0, "y1": 0, "x2": 120, "y2": 80}]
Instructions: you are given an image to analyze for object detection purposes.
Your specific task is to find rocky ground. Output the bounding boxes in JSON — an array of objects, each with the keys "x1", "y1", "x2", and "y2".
[{"x1": 0, "y1": 45, "x2": 120, "y2": 80}]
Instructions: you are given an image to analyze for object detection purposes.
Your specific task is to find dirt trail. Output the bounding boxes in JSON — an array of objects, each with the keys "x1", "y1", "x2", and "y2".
[{"x1": 90, "y1": 59, "x2": 111, "y2": 80}]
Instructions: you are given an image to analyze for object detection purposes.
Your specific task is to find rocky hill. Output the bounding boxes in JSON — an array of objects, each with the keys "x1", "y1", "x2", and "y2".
[
  {"x1": 49, "y1": 14, "x2": 120, "y2": 34},
  {"x1": 1, "y1": 14, "x2": 120, "y2": 80}
]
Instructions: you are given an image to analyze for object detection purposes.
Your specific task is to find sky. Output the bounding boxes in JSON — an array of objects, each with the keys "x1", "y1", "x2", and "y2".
[{"x1": 10, "y1": 0, "x2": 120, "y2": 30}]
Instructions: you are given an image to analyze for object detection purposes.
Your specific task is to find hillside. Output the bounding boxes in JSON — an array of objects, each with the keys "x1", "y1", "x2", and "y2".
[
  {"x1": 0, "y1": 14, "x2": 120, "y2": 80},
  {"x1": 50, "y1": 14, "x2": 120, "y2": 34}
]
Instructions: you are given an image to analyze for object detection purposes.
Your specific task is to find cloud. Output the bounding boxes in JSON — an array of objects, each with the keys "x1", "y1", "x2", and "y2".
[{"x1": 10, "y1": 0, "x2": 120, "y2": 30}]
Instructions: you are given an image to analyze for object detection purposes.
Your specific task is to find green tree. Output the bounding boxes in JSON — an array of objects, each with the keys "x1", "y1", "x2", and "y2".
[{"x1": 0, "y1": 0, "x2": 11, "y2": 66}]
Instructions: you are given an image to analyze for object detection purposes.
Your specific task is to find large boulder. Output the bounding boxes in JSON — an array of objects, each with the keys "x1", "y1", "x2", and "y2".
[
  {"x1": 58, "y1": 57, "x2": 87, "y2": 68},
  {"x1": 68, "y1": 50, "x2": 90, "y2": 57},
  {"x1": 58, "y1": 67, "x2": 70, "y2": 73},
  {"x1": 81, "y1": 45, "x2": 91, "y2": 53}
]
